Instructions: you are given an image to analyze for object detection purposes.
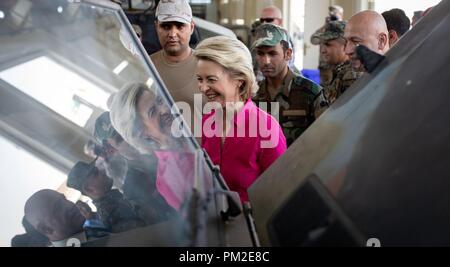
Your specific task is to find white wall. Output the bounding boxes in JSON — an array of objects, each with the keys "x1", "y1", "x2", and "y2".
[
  {"x1": 303, "y1": 0, "x2": 329, "y2": 69},
  {"x1": 284, "y1": 0, "x2": 306, "y2": 70}
]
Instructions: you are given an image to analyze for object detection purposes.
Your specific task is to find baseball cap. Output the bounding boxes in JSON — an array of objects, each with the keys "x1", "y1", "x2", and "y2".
[
  {"x1": 94, "y1": 112, "x2": 117, "y2": 144},
  {"x1": 251, "y1": 23, "x2": 289, "y2": 50},
  {"x1": 311, "y1": 21, "x2": 346, "y2": 45},
  {"x1": 156, "y1": 0, "x2": 193, "y2": 24},
  {"x1": 67, "y1": 161, "x2": 97, "y2": 192}
]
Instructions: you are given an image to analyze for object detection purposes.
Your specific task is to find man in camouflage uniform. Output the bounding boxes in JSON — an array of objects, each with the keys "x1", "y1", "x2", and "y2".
[
  {"x1": 252, "y1": 23, "x2": 328, "y2": 146},
  {"x1": 313, "y1": 21, "x2": 364, "y2": 105},
  {"x1": 311, "y1": 5, "x2": 345, "y2": 86}
]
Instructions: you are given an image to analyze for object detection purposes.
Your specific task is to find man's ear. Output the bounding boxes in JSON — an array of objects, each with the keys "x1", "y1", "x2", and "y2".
[
  {"x1": 285, "y1": 47, "x2": 293, "y2": 61},
  {"x1": 388, "y1": 30, "x2": 398, "y2": 46},
  {"x1": 190, "y1": 21, "x2": 195, "y2": 34},
  {"x1": 378, "y1": 32, "x2": 389, "y2": 51}
]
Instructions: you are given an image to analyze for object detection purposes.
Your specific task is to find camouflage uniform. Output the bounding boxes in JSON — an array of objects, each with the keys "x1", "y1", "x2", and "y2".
[
  {"x1": 323, "y1": 60, "x2": 364, "y2": 104},
  {"x1": 252, "y1": 24, "x2": 328, "y2": 146},
  {"x1": 312, "y1": 21, "x2": 364, "y2": 105},
  {"x1": 254, "y1": 69, "x2": 326, "y2": 146},
  {"x1": 311, "y1": 23, "x2": 334, "y2": 85}
]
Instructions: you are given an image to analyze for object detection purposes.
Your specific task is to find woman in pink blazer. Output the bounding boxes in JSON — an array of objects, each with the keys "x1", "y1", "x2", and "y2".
[{"x1": 194, "y1": 36, "x2": 287, "y2": 203}]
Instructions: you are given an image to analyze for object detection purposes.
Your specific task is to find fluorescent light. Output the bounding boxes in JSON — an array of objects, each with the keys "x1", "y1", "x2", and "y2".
[
  {"x1": 57, "y1": 6, "x2": 63, "y2": 13},
  {"x1": 113, "y1": 60, "x2": 129, "y2": 75},
  {"x1": 0, "y1": 10, "x2": 4, "y2": 19}
]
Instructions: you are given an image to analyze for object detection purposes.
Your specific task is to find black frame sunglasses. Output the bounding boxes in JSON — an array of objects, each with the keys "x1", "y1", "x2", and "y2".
[{"x1": 259, "y1": 18, "x2": 278, "y2": 23}]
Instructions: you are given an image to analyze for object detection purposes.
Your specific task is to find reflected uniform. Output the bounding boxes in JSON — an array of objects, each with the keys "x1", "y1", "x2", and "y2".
[{"x1": 93, "y1": 189, "x2": 146, "y2": 233}]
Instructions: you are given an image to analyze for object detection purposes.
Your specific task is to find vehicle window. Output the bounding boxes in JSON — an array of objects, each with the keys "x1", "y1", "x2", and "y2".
[{"x1": 0, "y1": 0, "x2": 217, "y2": 247}]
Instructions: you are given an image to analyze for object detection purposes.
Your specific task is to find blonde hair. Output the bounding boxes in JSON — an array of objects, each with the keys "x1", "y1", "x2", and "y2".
[
  {"x1": 109, "y1": 82, "x2": 154, "y2": 152},
  {"x1": 194, "y1": 36, "x2": 258, "y2": 100}
]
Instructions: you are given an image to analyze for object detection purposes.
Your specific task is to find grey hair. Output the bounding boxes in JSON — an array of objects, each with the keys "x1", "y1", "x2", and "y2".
[
  {"x1": 109, "y1": 82, "x2": 152, "y2": 153},
  {"x1": 193, "y1": 36, "x2": 259, "y2": 100}
]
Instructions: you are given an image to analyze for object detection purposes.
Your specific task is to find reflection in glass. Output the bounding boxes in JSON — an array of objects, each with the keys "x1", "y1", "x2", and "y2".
[
  {"x1": 0, "y1": 56, "x2": 109, "y2": 127},
  {"x1": 0, "y1": 0, "x2": 218, "y2": 247}
]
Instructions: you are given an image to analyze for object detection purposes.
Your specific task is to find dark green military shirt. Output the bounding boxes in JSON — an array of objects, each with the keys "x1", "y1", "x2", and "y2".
[
  {"x1": 323, "y1": 60, "x2": 364, "y2": 105},
  {"x1": 254, "y1": 69, "x2": 327, "y2": 146},
  {"x1": 93, "y1": 189, "x2": 146, "y2": 233}
]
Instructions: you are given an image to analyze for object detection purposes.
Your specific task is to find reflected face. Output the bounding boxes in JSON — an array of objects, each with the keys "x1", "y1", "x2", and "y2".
[
  {"x1": 108, "y1": 134, "x2": 142, "y2": 161},
  {"x1": 156, "y1": 21, "x2": 194, "y2": 56},
  {"x1": 83, "y1": 168, "x2": 113, "y2": 200},
  {"x1": 136, "y1": 90, "x2": 174, "y2": 149},
  {"x1": 344, "y1": 22, "x2": 380, "y2": 69},
  {"x1": 25, "y1": 190, "x2": 85, "y2": 242},
  {"x1": 255, "y1": 44, "x2": 290, "y2": 78},
  {"x1": 196, "y1": 59, "x2": 241, "y2": 108},
  {"x1": 321, "y1": 39, "x2": 348, "y2": 65}
]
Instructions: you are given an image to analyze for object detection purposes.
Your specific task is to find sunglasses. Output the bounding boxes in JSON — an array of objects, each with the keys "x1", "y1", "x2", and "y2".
[{"x1": 259, "y1": 18, "x2": 280, "y2": 23}]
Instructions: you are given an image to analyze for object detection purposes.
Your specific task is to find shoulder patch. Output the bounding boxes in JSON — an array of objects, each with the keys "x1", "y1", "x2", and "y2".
[{"x1": 293, "y1": 76, "x2": 322, "y2": 95}]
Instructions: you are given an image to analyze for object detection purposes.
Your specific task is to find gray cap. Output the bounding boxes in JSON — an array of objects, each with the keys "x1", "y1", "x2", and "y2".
[{"x1": 156, "y1": 0, "x2": 193, "y2": 24}]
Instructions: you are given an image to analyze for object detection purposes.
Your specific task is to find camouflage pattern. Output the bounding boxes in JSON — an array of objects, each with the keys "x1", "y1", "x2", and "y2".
[
  {"x1": 251, "y1": 23, "x2": 290, "y2": 50},
  {"x1": 311, "y1": 21, "x2": 346, "y2": 45},
  {"x1": 311, "y1": 21, "x2": 347, "y2": 85},
  {"x1": 323, "y1": 60, "x2": 364, "y2": 105},
  {"x1": 254, "y1": 69, "x2": 328, "y2": 146}
]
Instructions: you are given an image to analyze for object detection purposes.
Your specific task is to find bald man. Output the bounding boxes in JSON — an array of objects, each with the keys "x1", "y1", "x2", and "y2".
[
  {"x1": 24, "y1": 190, "x2": 86, "y2": 245},
  {"x1": 24, "y1": 189, "x2": 111, "y2": 247},
  {"x1": 344, "y1": 10, "x2": 390, "y2": 71},
  {"x1": 260, "y1": 5, "x2": 283, "y2": 26}
]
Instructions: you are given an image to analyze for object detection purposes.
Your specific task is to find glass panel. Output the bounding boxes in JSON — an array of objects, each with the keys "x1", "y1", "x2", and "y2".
[
  {"x1": 0, "y1": 56, "x2": 109, "y2": 127},
  {"x1": 0, "y1": 0, "x2": 218, "y2": 247}
]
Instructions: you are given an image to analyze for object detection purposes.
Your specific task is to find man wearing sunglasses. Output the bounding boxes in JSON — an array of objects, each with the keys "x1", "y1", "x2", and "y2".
[{"x1": 259, "y1": 6, "x2": 283, "y2": 26}]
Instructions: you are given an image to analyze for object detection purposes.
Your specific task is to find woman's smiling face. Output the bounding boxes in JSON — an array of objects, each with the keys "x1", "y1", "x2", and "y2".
[
  {"x1": 136, "y1": 90, "x2": 174, "y2": 149},
  {"x1": 196, "y1": 59, "x2": 242, "y2": 108}
]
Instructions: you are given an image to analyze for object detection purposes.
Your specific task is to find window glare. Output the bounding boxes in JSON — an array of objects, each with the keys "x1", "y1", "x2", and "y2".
[{"x1": 0, "y1": 56, "x2": 110, "y2": 127}]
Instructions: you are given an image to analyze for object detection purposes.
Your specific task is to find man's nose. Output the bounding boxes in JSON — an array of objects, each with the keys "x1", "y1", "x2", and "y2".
[
  {"x1": 168, "y1": 27, "x2": 177, "y2": 37},
  {"x1": 261, "y1": 55, "x2": 271, "y2": 65}
]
